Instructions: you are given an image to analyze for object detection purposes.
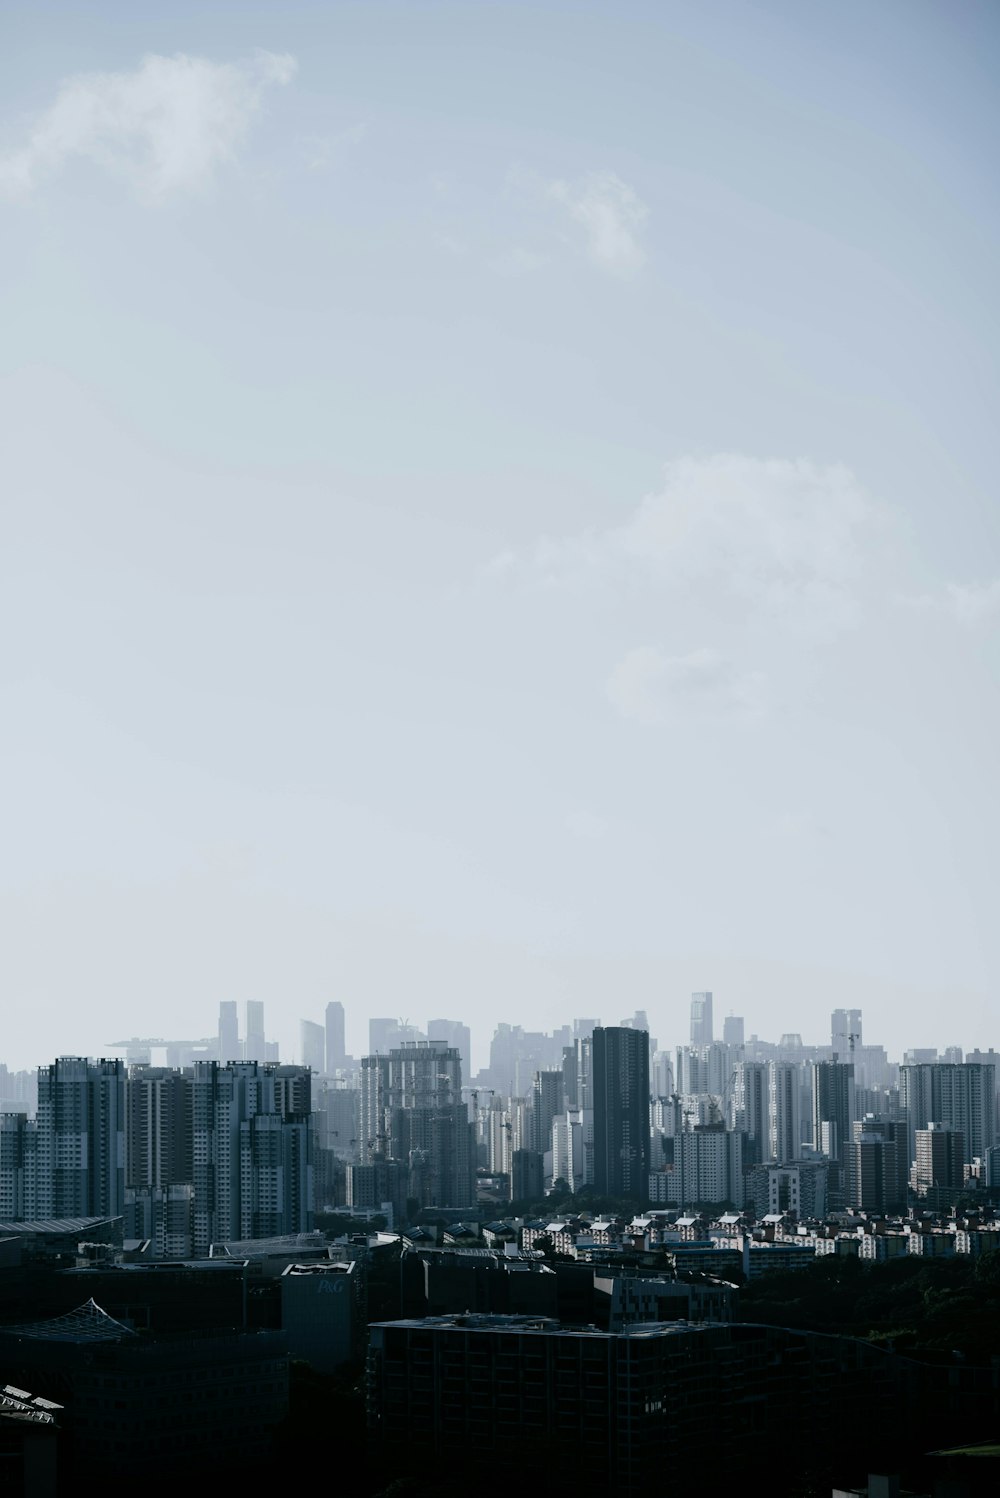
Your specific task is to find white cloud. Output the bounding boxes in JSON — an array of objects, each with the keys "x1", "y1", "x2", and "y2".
[
  {"x1": 497, "y1": 454, "x2": 875, "y2": 636},
  {"x1": 0, "y1": 49, "x2": 296, "y2": 200},
  {"x1": 547, "y1": 169, "x2": 647, "y2": 276},
  {"x1": 606, "y1": 646, "x2": 765, "y2": 724}
]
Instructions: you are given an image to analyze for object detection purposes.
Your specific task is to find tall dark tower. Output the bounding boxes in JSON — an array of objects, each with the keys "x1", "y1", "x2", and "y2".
[{"x1": 592, "y1": 1026, "x2": 650, "y2": 1199}]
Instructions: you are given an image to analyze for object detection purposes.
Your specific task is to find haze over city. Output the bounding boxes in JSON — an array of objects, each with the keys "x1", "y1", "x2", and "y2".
[{"x1": 2, "y1": 0, "x2": 998, "y2": 1070}]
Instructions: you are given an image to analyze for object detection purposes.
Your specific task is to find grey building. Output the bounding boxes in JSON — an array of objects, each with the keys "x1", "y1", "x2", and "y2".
[{"x1": 592, "y1": 1027, "x2": 649, "y2": 1199}]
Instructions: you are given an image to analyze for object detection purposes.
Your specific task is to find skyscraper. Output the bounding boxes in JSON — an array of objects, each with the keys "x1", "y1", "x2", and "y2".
[
  {"x1": 812, "y1": 1061, "x2": 856, "y2": 1162},
  {"x1": 722, "y1": 1014, "x2": 745, "y2": 1048},
  {"x1": 125, "y1": 1066, "x2": 192, "y2": 1190},
  {"x1": 191, "y1": 1061, "x2": 313, "y2": 1253},
  {"x1": 690, "y1": 993, "x2": 713, "y2": 1047},
  {"x1": 218, "y1": 1001, "x2": 240, "y2": 1065},
  {"x1": 900, "y1": 1062, "x2": 995, "y2": 1168},
  {"x1": 300, "y1": 1019, "x2": 326, "y2": 1075},
  {"x1": 592, "y1": 1026, "x2": 650, "y2": 1199},
  {"x1": 325, "y1": 1000, "x2": 347, "y2": 1073},
  {"x1": 34, "y1": 1057, "x2": 126, "y2": 1219},
  {"x1": 360, "y1": 1041, "x2": 474, "y2": 1208},
  {"x1": 768, "y1": 1061, "x2": 802, "y2": 1163},
  {"x1": 245, "y1": 1001, "x2": 266, "y2": 1063},
  {"x1": 732, "y1": 1060, "x2": 768, "y2": 1166},
  {"x1": 427, "y1": 1019, "x2": 472, "y2": 1085},
  {"x1": 831, "y1": 1009, "x2": 862, "y2": 1060}
]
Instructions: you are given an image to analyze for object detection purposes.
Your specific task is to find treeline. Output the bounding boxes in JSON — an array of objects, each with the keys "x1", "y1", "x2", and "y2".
[{"x1": 741, "y1": 1249, "x2": 1000, "y2": 1364}]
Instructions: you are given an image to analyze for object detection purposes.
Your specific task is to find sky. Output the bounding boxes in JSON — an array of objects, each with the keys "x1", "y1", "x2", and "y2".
[{"x1": 1, "y1": 1, "x2": 998, "y2": 1071}]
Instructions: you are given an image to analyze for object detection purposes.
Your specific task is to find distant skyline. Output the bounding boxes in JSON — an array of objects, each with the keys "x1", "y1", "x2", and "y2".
[{"x1": 2, "y1": 2, "x2": 998, "y2": 1069}]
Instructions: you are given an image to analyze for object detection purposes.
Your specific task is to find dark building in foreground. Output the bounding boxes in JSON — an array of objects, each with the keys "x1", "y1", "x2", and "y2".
[
  {"x1": 0, "y1": 1300, "x2": 288, "y2": 1481},
  {"x1": 592, "y1": 1027, "x2": 649, "y2": 1199},
  {"x1": 367, "y1": 1314, "x2": 998, "y2": 1494}
]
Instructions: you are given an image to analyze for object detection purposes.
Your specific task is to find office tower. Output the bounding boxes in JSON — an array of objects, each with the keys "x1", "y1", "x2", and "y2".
[
  {"x1": 561, "y1": 1034, "x2": 593, "y2": 1111},
  {"x1": 849, "y1": 1118, "x2": 901, "y2": 1213},
  {"x1": 300, "y1": 1020, "x2": 326, "y2": 1075},
  {"x1": 651, "y1": 1050, "x2": 675, "y2": 1100},
  {"x1": 768, "y1": 1061, "x2": 801, "y2": 1162},
  {"x1": 190, "y1": 1061, "x2": 313, "y2": 1254},
  {"x1": 0, "y1": 1112, "x2": 34, "y2": 1219},
  {"x1": 812, "y1": 1061, "x2": 855, "y2": 1162},
  {"x1": 325, "y1": 1001, "x2": 347, "y2": 1073},
  {"x1": 218, "y1": 1001, "x2": 240, "y2": 1065},
  {"x1": 245, "y1": 1001, "x2": 266, "y2": 1063},
  {"x1": 690, "y1": 992, "x2": 713, "y2": 1047},
  {"x1": 529, "y1": 1070, "x2": 563, "y2": 1162},
  {"x1": 899, "y1": 1062, "x2": 995, "y2": 1167},
  {"x1": 592, "y1": 1027, "x2": 650, "y2": 1199},
  {"x1": 732, "y1": 1061, "x2": 768, "y2": 1166},
  {"x1": 427, "y1": 1019, "x2": 472, "y2": 1086},
  {"x1": 911, "y1": 1122, "x2": 965, "y2": 1199},
  {"x1": 722, "y1": 1015, "x2": 745, "y2": 1048},
  {"x1": 360, "y1": 1042, "x2": 474, "y2": 1208},
  {"x1": 830, "y1": 1009, "x2": 862, "y2": 1061},
  {"x1": 125, "y1": 1067, "x2": 192, "y2": 1189},
  {"x1": 34, "y1": 1057, "x2": 126, "y2": 1219},
  {"x1": 551, "y1": 1108, "x2": 593, "y2": 1195}
]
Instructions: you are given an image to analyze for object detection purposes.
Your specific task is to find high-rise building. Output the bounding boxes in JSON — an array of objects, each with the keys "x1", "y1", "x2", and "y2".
[
  {"x1": 0, "y1": 1112, "x2": 33, "y2": 1219},
  {"x1": 768, "y1": 1061, "x2": 801, "y2": 1163},
  {"x1": 245, "y1": 1001, "x2": 266, "y2": 1063},
  {"x1": 831, "y1": 1009, "x2": 862, "y2": 1061},
  {"x1": 899, "y1": 1063, "x2": 995, "y2": 1168},
  {"x1": 592, "y1": 1027, "x2": 650, "y2": 1199},
  {"x1": 722, "y1": 1015, "x2": 745, "y2": 1048},
  {"x1": 849, "y1": 1118, "x2": 902, "y2": 1213},
  {"x1": 300, "y1": 1020, "x2": 326, "y2": 1075},
  {"x1": 34, "y1": 1057, "x2": 126, "y2": 1220},
  {"x1": 529, "y1": 1070, "x2": 564, "y2": 1166},
  {"x1": 325, "y1": 1001, "x2": 347, "y2": 1073},
  {"x1": 427, "y1": 1019, "x2": 472, "y2": 1086},
  {"x1": 911, "y1": 1122, "x2": 965, "y2": 1199},
  {"x1": 811, "y1": 1061, "x2": 855, "y2": 1163},
  {"x1": 677, "y1": 1125, "x2": 745, "y2": 1208},
  {"x1": 690, "y1": 993, "x2": 713, "y2": 1047},
  {"x1": 190, "y1": 1061, "x2": 312, "y2": 1254},
  {"x1": 360, "y1": 1042, "x2": 474, "y2": 1208},
  {"x1": 218, "y1": 1001, "x2": 240, "y2": 1065},
  {"x1": 849, "y1": 1114, "x2": 906, "y2": 1211},
  {"x1": 125, "y1": 1066, "x2": 192, "y2": 1190},
  {"x1": 732, "y1": 1061, "x2": 768, "y2": 1166}
]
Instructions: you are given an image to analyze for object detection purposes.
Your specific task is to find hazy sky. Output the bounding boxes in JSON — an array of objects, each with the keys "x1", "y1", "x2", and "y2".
[{"x1": 2, "y1": 1, "x2": 998, "y2": 1071}]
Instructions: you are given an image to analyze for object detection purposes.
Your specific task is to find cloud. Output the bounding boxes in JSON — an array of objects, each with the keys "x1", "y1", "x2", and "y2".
[
  {"x1": 547, "y1": 170, "x2": 647, "y2": 276},
  {"x1": 494, "y1": 454, "x2": 875, "y2": 636},
  {"x1": 606, "y1": 646, "x2": 765, "y2": 724},
  {"x1": 0, "y1": 49, "x2": 296, "y2": 200},
  {"x1": 907, "y1": 577, "x2": 1000, "y2": 626}
]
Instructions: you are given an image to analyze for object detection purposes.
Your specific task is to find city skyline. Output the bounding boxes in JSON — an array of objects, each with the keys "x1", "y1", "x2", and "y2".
[{"x1": 2, "y1": 3, "x2": 998, "y2": 1070}]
